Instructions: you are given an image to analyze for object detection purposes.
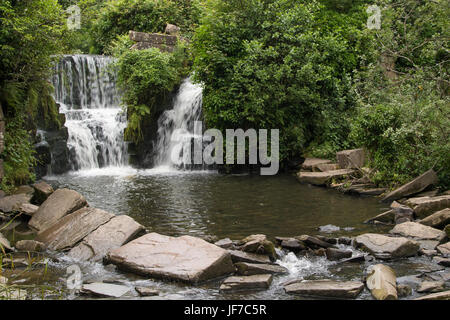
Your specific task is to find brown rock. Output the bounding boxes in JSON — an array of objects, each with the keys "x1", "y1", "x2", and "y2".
[
  {"x1": 301, "y1": 158, "x2": 332, "y2": 171},
  {"x1": 325, "y1": 248, "x2": 352, "y2": 261},
  {"x1": 135, "y1": 286, "x2": 159, "y2": 297},
  {"x1": 18, "y1": 203, "x2": 39, "y2": 217},
  {"x1": 220, "y1": 274, "x2": 272, "y2": 292},
  {"x1": 382, "y1": 169, "x2": 438, "y2": 202},
  {"x1": 284, "y1": 279, "x2": 364, "y2": 299},
  {"x1": 414, "y1": 290, "x2": 450, "y2": 300},
  {"x1": 354, "y1": 233, "x2": 419, "y2": 259},
  {"x1": 235, "y1": 262, "x2": 288, "y2": 276},
  {"x1": 419, "y1": 208, "x2": 450, "y2": 229},
  {"x1": 417, "y1": 281, "x2": 445, "y2": 293},
  {"x1": 32, "y1": 181, "x2": 54, "y2": 204},
  {"x1": 389, "y1": 222, "x2": 446, "y2": 242},
  {"x1": 297, "y1": 169, "x2": 355, "y2": 186},
  {"x1": 15, "y1": 240, "x2": 46, "y2": 252},
  {"x1": 405, "y1": 195, "x2": 450, "y2": 219},
  {"x1": 366, "y1": 264, "x2": 397, "y2": 300},
  {"x1": 29, "y1": 188, "x2": 87, "y2": 232},
  {"x1": 313, "y1": 163, "x2": 340, "y2": 172},
  {"x1": 106, "y1": 233, "x2": 235, "y2": 284},
  {"x1": 228, "y1": 250, "x2": 272, "y2": 264},
  {"x1": 0, "y1": 232, "x2": 12, "y2": 252},
  {"x1": 364, "y1": 210, "x2": 395, "y2": 224},
  {"x1": 436, "y1": 242, "x2": 450, "y2": 256},
  {"x1": 0, "y1": 194, "x2": 32, "y2": 213},
  {"x1": 336, "y1": 148, "x2": 365, "y2": 169}
]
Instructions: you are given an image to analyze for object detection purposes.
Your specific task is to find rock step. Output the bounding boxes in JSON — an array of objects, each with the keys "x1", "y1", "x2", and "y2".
[{"x1": 297, "y1": 169, "x2": 355, "y2": 186}]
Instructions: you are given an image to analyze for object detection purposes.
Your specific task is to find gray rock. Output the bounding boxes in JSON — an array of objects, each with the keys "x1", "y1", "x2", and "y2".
[
  {"x1": 107, "y1": 233, "x2": 235, "y2": 284},
  {"x1": 214, "y1": 238, "x2": 234, "y2": 249},
  {"x1": 81, "y1": 282, "x2": 130, "y2": 298},
  {"x1": 135, "y1": 286, "x2": 159, "y2": 297},
  {"x1": 15, "y1": 240, "x2": 46, "y2": 252},
  {"x1": 314, "y1": 163, "x2": 340, "y2": 172},
  {"x1": 0, "y1": 232, "x2": 12, "y2": 252},
  {"x1": 68, "y1": 215, "x2": 144, "y2": 261},
  {"x1": 0, "y1": 194, "x2": 32, "y2": 213},
  {"x1": 29, "y1": 188, "x2": 87, "y2": 232},
  {"x1": 389, "y1": 222, "x2": 446, "y2": 242},
  {"x1": 336, "y1": 148, "x2": 365, "y2": 169},
  {"x1": 18, "y1": 203, "x2": 39, "y2": 217},
  {"x1": 436, "y1": 242, "x2": 450, "y2": 256},
  {"x1": 235, "y1": 262, "x2": 288, "y2": 276},
  {"x1": 284, "y1": 279, "x2": 364, "y2": 299},
  {"x1": 165, "y1": 24, "x2": 180, "y2": 35},
  {"x1": 36, "y1": 207, "x2": 114, "y2": 251},
  {"x1": 297, "y1": 169, "x2": 355, "y2": 186},
  {"x1": 301, "y1": 158, "x2": 332, "y2": 171},
  {"x1": 405, "y1": 195, "x2": 450, "y2": 219},
  {"x1": 354, "y1": 233, "x2": 419, "y2": 259},
  {"x1": 229, "y1": 250, "x2": 272, "y2": 264},
  {"x1": 382, "y1": 169, "x2": 438, "y2": 202},
  {"x1": 32, "y1": 181, "x2": 54, "y2": 204},
  {"x1": 417, "y1": 240, "x2": 440, "y2": 251},
  {"x1": 366, "y1": 264, "x2": 397, "y2": 300},
  {"x1": 296, "y1": 235, "x2": 335, "y2": 249},
  {"x1": 419, "y1": 208, "x2": 450, "y2": 229},
  {"x1": 417, "y1": 281, "x2": 445, "y2": 293},
  {"x1": 238, "y1": 234, "x2": 276, "y2": 260},
  {"x1": 280, "y1": 238, "x2": 306, "y2": 252},
  {"x1": 325, "y1": 248, "x2": 352, "y2": 261},
  {"x1": 414, "y1": 290, "x2": 450, "y2": 300},
  {"x1": 13, "y1": 185, "x2": 34, "y2": 196},
  {"x1": 220, "y1": 274, "x2": 273, "y2": 292}
]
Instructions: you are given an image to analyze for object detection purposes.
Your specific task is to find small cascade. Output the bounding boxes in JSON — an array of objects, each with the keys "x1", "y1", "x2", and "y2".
[
  {"x1": 52, "y1": 55, "x2": 128, "y2": 170},
  {"x1": 153, "y1": 78, "x2": 205, "y2": 169}
]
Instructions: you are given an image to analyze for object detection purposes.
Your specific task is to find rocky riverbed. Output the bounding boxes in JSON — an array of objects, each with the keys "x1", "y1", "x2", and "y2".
[{"x1": 0, "y1": 156, "x2": 449, "y2": 300}]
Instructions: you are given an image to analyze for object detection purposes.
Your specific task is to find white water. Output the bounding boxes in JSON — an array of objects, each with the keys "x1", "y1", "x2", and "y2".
[
  {"x1": 52, "y1": 55, "x2": 128, "y2": 171},
  {"x1": 153, "y1": 78, "x2": 204, "y2": 170}
]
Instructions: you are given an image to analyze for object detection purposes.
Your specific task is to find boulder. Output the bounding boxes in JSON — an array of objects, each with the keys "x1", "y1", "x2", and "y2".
[
  {"x1": 419, "y1": 208, "x2": 450, "y2": 229},
  {"x1": 389, "y1": 222, "x2": 446, "y2": 242},
  {"x1": 29, "y1": 188, "x2": 87, "y2": 232},
  {"x1": 280, "y1": 238, "x2": 307, "y2": 252},
  {"x1": 68, "y1": 215, "x2": 144, "y2": 261},
  {"x1": 106, "y1": 233, "x2": 235, "y2": 283},
  {"x1": 220, "y1": 274, "x2": 272, "y2": 292},
  {"x1": 214, "y1": 238, "x2": 234, "y2": 249},
  {"x1": 417, "y1": 281, "x2": 445, "y2": 293},
  {"x1": 32, "y1": 181, "x2": 54, "y2": 204},
  {"x1": 18, "y1": 203, "x2": 39, "y2": 217},
  {"x1": 0, "y1": 232, "x2": 12, "y2": 252},
  {"x1": 336, "y1": 148, "x2": 365, "y2": 169},
  {"x1": 405, "y1": 195, "x2": 450, "y2": 219},
  {"x1": 301, "y1": 158, "x2": 332, "y2": 171},
  {"x1": 0, "y1": 194, "x2": 32, "y2": 213},
  {"x1": 390, "y1": 201, "x2": 414, "y2": 223},
  {"x1": 81, "y1": 282, "x2": 130, "y2": 298},
  {"x1": 382, "y1": 169, "x2": 438, "y2": 202},
  {"x1": 414, "y1": 290, "x2": 450, "y2": 300},
  {"x1": 228, "y1": 250, "x2": 272, "y2": 264},
  {"x1": 325, "y1": 248, "x2": 352, "y2": 261},
  {"x1": 235, "y1": 262, "x2": 288, "y2": 276},
  {"x1": 135, "y1": 286, "x2": 159, "y2": 297},
  {"x1": 284, "y1": 279, "x2": 364, "y2": 299},
  {"x1": 354, "y1": 233, "x2": 420, "y2": 259},
  {"x1": 366, "y1": 264, "x2": 397, "y2": 300},
  {"x1": 297, "y1": 169, "x2": 355, "y2": 186},
  {"x1": 364, "y1": 210, "x2": 395, "y2": 225},
  {"x1": 238, "y1": 234, "x2": 276, "y2": 260},
  {"x1": 36, "y1": 207, "x2": 114, "y2": 251},
  {"x1": 15, "y1": 240, "x2": 46, "y2": 252},
  {"x1": 296, "y1": 235, "x2": 335, "y2": 249},
  {"x1": 436, "y1": 242, "x2": 450, "y2": 256}
]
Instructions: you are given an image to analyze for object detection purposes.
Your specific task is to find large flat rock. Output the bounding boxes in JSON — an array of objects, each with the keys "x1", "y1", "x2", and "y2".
[
  {"x1": 382, "y1": 169, "x2": 438, "y2": 202},
  {"x1": 0, "y1": 193, "x2": 32, "y2": 213},
  {"x1": 29, "y1": 188, "x2": 87, "y2": 232},
  {"x1": 32, "y1": 181, "x2": 54, "y2": 204},
  {"x1": 36, "y1": 207, "x2": 114, "y2": 251},
  {"x1": 354, "y1": 233, "x2": 420, "y2": 259},
  {"x1": 68, "y1": 215, "x2": 144, "y2": 261},
  {"x1": 419, "y1": 208, "x2": 450, "y2": 229},
  {"x1": 106, "y1": 233, "x2": 235, "y2": 284},
  {"x1": 220, "y1": 274, "x2": 273, "y2": 292},
  {"x1": 228, "y1": 250, "x2": 272, "y2": 264},
  {"x1": 389, "y1": 222, "x2": 446, "y2": 242},
  {"x1": 235, "y1": 262, "x2": 288, "y2": 276},
  {"x1": 301, "y1": 158, "x2": 332, "y2": 171},
  {"x1": 284, "y1": 279, "x2": 364, "y2": 299},
  {"x1": 405, "y1": 195, "x2": 450, "y2": 219},
  {"x1": 296, "y1": 169, "x2": 355, "y2": 186},
  {"x1": 414, "y1": 290, "x2": 450, "y2": 300},
  {"x1": 81, "y1": 282, "x2": 130, "y2": 298}
]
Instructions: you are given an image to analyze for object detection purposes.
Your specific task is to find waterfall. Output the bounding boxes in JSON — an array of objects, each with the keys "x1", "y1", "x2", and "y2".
[
  {"x1": 52, "y1": 55, "x2": 128, "y2": 171},
  {"x1": 153, "y1": 78, "x2": 205, "y2": 170}
]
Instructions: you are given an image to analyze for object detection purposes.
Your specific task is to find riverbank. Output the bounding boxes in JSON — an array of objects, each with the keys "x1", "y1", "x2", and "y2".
[{"x1": 0, "y1": 166, "x2": 448, "y2": 300}]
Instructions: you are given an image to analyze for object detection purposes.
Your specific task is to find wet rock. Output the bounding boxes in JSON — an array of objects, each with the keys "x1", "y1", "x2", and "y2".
[
  {"x1": 296, "y1": 235, "x2": 335, "y2": 249},
  {"x1": 36, "y1": 207, "x2": 114, "y2": 251},
  {"x1": 135, "y1": 286, "x2": 159, "y2": 297},
  {"x1": 29, "y1": 188, "x2": 87, "y2": 232},
  {"x1": 284, "y1": 279, "x2": 364, "y2": 299},
  {"x1": 389, "y1": 222, "x2": 446, "y2": 242},
  {"x1": 81, "y1": 282, "x2": 130, "y2": 298},
  {"x1": 301, "y1": 158, "x2": 332, "y2": 171},
  {"x1": 32, "y1": 181, "x2": 54, "y2": 204},
  {"x1": 68, "y1": 215, "x2": 144, "y2": 262},
  {"x1": 220, "y1": 274, "x2": 272, "y2": 292},
  {"x1": 280, "y1": 238, "x2": 307, "y2": 252},
  {"x1": 107, "y1": 233, "x2": 235, "y2": 284},
  {"x1": 417, "y1": 240, "x2": 440, "y2": 251},
  {"x1": 391, "y1": 201, "x2": 415, "y2": 223},
  {"x1": 325, "y1": 248, "x2": 352, "y2": 261},
  {"x1": 364, "y1": 210, "x2": 395, "y2": 225},
  {"x1": 338, "y1": 237, "x2": 353, "y2": 245},
  {"x1": 336, "y1": 148, "x2": 365, "y2": 169},
  {"x1": 417, "y1": 281, "x2": 445, "y2": 293},
  {"x1": 405, "y1": 195, "x2": 450, "y2": 219},
  {"x1": 15, "y1": 240, "x2": 46, "y2": 252},
  {"x1": 0, "y1": 232, "x2": 12, "y2": 252},
  {"x1": 235, "y1": 262, "x2": 288, "y2": 276},
  {"x1": 313, "y1": 248, "x2": 327, "y2": 256},
  {"x1": 414, "y1": 290, "x2": 450, "y2": 300},
  {"x1": 0, "y1": 194, "x2": 32, "y2": 213},
  {"x1": 419, "y1": 208, "x2": 450, "y2": 229},
  {"x1": 366, "y1": 264, "x2": 397, "y2": 300},
  {"x1": 420, "y1": 249, "x2": 438, "y2": 257},
  {"x1": 436, "y1": 242, "x2": 450, "y2": 256},
  {"x1": 354, "y1": 233, "x2": 419, "y2": 259},
  {"x1": 316, "y1": 235, "x2": 338, "y2": 245},
  {"x1": 238, "y1": 234, "x2": 276, "y2": 260},
  {"x1": 397, "y1": 284, "x2": 412, "y2": 297},
  {"x1": 340, "y1": 254, "x2": 367, "y2": 263},
  {"x1": 297, "y1": 169, "x2": 355, "y2": 186},
  {"x1": 214, "y1": 238, "x2": 234, "y2": 249},
  {"x1": 18, "y1": 203, "x2": 39, "y2": 217},
  {"x1": 229, "y1": 250, "x2": 272, "y2": 264},
  {"x1": 382, "y1": 169, "x2": 438, "y2": 202}
]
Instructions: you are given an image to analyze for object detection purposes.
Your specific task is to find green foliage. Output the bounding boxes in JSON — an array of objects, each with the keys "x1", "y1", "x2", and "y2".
[
  {"x1": 115, "y1": 44, "x2": 189, "y2": 142},
  {"x1": 192, "y1": 0, "x2": 369, "y2": 164},
  {"x1": 91, "y1": 0, "x2": 202, "y2": 53}
]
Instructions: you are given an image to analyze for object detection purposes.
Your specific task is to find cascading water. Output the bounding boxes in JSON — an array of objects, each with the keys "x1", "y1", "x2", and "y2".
[
  {"x1": 52, "y1": 54, "x2": 128, "y2": 171},
  {"x1": 153, "y1": 78, "x2": 205, "y2": 170}
]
